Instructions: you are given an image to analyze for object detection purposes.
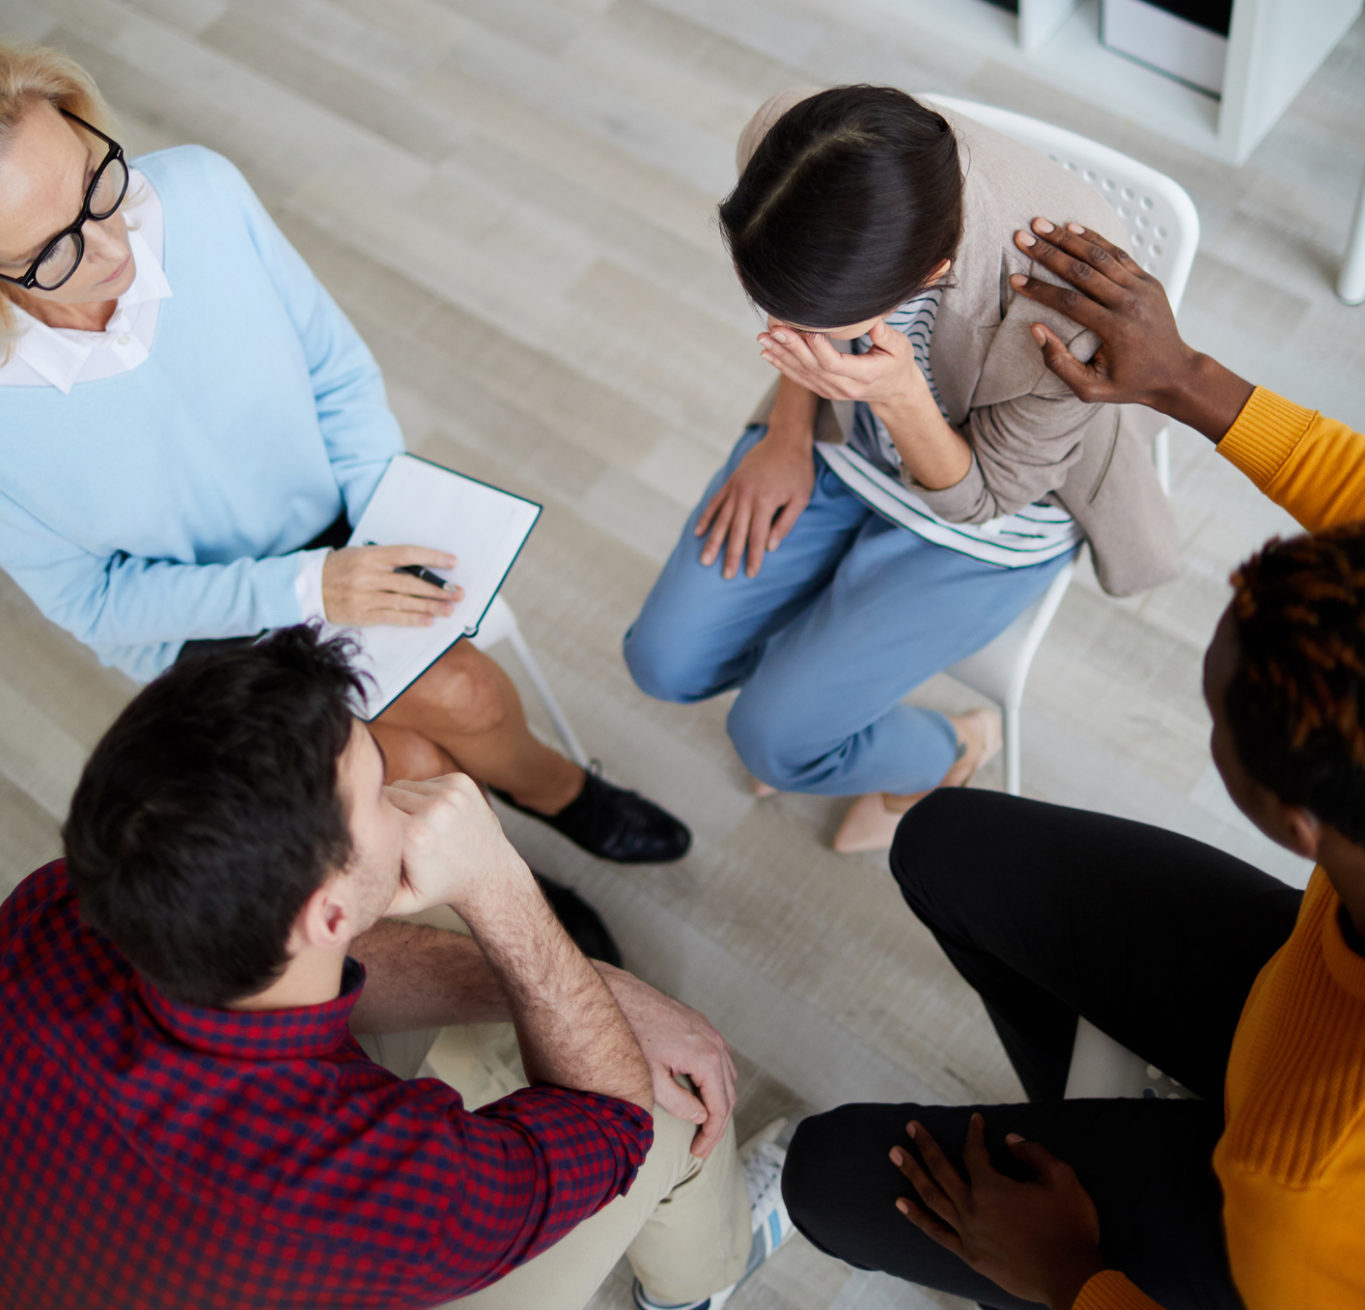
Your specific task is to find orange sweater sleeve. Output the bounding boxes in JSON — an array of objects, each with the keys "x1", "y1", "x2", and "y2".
[
  {"x1": 1216, "y1": 388, "x2": 1365, "y2": 532},
  {"x1": 1073, "y1": 1269, "x2": 1166, "y2": 1310}
]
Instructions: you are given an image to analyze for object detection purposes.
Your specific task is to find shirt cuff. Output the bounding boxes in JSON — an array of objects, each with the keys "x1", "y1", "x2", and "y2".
[
  {"x1": 1216, "y1": 386, "x2": 1317, "y2": 491},
  {"x1": 294, "y1": 548, "x2": 331, "y2": 623},
  {"x1": 1073, "y1": 1269, "x2": 1166, "y2": 1310}
]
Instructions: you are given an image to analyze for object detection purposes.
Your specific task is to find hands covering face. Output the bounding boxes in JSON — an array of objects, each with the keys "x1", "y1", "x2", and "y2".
[
  {"x1": 694, "y1": 317, "x2": 931, "y2": 583},
  {"x1": 758, "y1": 318, "x2": 927, "y2": 409}
]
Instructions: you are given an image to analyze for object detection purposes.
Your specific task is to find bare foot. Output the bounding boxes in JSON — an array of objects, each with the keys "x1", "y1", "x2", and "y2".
[
  {"x1": 830, "y1": 708, "x2": 1003, "y2": 854},
  {"x1": 752, "y1": 775, "x2": 778, "y2": 798}
]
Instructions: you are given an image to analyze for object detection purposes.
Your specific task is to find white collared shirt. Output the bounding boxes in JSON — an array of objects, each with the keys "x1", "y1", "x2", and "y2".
[
  {"x1": 0, "y1": 170, "x2": 172, "y2": 393},
  {"x1": 0, "y1": 171, "x2": 330, "y2": 620}
]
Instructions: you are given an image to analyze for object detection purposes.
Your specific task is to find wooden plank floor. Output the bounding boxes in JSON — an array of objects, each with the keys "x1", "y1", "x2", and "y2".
[{"x1": 1, "y1": 2, "x2": 1363, "y2": 1306}]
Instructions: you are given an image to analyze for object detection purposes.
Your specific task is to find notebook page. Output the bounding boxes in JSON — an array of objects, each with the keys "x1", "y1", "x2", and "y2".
[{"x1": 320, "y1": 454, "x2": 541, "y2": 718}]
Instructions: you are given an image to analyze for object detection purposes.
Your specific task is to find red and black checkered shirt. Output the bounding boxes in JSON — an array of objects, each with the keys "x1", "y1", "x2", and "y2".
[{"x1": 0, "y1": 861, "x2": 653, "y2": 1309}]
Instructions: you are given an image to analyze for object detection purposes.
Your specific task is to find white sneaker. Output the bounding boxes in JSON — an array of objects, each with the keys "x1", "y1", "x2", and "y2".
[{"x1": 633, "y1": 1119, "x2": 795, "y2": 1310}]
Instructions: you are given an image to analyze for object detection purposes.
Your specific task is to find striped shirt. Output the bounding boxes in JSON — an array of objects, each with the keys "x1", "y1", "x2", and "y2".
[{"x1": 816, "y1": 289, "x2": 1082, "y2": 568}]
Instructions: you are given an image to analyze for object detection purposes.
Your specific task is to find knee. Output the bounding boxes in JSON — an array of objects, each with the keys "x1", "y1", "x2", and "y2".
[
  {"x1": 781, "y1": 1107, "x2": 878, "y2": 1257},
  {"x1": 781, "y1": 1112, "x2": 840, "y2": 1246},
  {"x1": 890, "y1": 789, "x2": 1015, "y2": 916},
  {"x1": 375, "y1": 729, "x2": 454, "y2": 783},
  {"x1": 622, "y1": 619, "x2": 702, "y2": 704},
  {"x1": 725, "y1": 693, "x2": 813, "y2": 791},
  {"x1": 421, "y1": 646, "x2": 508, "y2": 736}
]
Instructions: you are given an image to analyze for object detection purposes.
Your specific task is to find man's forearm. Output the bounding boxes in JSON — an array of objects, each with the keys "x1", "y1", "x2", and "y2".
[
  {"x1": 348, "y1": 919, "x2": 509, "y2": 1034},
  {"x1": 349, "y1": 920, "x2": 645, "y2": 1037},
  {"x1": 460, "y1": 873, "x2": 653, "y2": 1111}
]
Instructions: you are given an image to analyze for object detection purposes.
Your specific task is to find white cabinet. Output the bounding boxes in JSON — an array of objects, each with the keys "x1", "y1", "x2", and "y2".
[{"x1": 874, "y1": 0, "x2": 1362, "y2": 163}]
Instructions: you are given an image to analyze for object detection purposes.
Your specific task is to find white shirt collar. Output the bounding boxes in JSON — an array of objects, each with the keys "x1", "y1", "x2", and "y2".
[{"x1": 2, "y1": 171, "x2": 171, "y2": 394}]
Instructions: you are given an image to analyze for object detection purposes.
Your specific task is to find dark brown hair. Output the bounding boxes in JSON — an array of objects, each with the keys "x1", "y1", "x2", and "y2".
[
  {"x1": 719, "y1": 85, "x2": 963, "y2": 329},
  {"x1": 1227, "y1": 525, "x2": 1365, "y2": 845},
  {"x1": 64, "y1": 626, "x2": 366, "y2": 1007}
]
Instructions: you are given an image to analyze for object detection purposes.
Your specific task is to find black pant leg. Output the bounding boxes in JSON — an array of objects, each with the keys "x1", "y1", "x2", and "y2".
[
  {"x1": 891, "y1": 790, "x2": 1303, "y2": 1100},
  {"x1": 784, "y1": 1097, "x2": 1239, "y2": 1310}
]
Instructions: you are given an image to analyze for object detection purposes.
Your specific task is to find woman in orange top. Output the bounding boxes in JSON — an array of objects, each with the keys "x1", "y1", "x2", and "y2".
[{"x1": 780, "y1": 222, "x2": 1365, "y2": 1310}]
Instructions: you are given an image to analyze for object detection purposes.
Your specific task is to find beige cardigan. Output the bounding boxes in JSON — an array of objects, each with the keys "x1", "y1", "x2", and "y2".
[{"x1": 737, "y1": 90, "x2": 1179, "y2": 597}]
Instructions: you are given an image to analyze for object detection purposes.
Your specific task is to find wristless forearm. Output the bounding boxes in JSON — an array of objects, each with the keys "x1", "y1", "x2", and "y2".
[
  {"x1": 1150, "y1": 349, "x2": 1255, "y2": 445},
  {"x1": 349, "y1": 923, "x2": 648, "y2": 1036},
  {"x1": 766, "y1": 374, "x2": 819, "y2": 442},
  {"x1": 348, "y1": 918, "x2": 509, "y2": 1033},
  {"x1": 875, "y1": 387, "x2": 973, "y2": 489},
  {"x1": 463, "y1": 878, "x2": 652, "y2": 1109}
]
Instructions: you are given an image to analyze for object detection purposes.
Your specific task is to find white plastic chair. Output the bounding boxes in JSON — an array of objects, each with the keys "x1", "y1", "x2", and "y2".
[
  {"x1": 470, "y1": 594, "x2": 589, "y2": 767},
  {"x1": 922, "y1": 95, "x2": 1201, "y2": 797},
  {"x1": 1064, "y1": 1015, "x2": 1196, "y2": 1102}
]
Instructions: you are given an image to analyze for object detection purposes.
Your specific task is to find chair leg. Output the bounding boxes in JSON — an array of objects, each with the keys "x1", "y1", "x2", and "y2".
[
  {"x1": 1153, "y1": 427, "x2": 1172, "y2": 496},
  {"x1": 1338, "y1": 166, "x2": 1365, "y2": 305},
  {"x1": 503, "y1": 625, "x2": 591, "y2": 768},
  {"x1": 1002, "y1": 704, "x2": 1023, "y2": 797}
]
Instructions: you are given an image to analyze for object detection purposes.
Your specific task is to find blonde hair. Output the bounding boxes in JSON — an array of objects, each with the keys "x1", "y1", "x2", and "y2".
[{"x1": 0, "y1": 43, "x2": 115, "y2": 357}]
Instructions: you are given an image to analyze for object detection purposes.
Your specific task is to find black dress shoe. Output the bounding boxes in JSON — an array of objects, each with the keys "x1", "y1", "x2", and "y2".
[
  {"x1": 532, "y1": 873, "x2": 622, "y2": 967},
  {"x1": 494, "y1": 765, "x2": 692, "y2": 865}
]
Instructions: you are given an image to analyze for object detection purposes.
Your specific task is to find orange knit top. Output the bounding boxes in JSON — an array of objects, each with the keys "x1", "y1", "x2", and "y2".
[{"x1": 1076, "y1": 388, "x2": 1365, "y2": 1310}]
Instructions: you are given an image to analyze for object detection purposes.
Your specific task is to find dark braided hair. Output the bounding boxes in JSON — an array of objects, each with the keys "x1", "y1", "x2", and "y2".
[
  {"x1": 1227, "y1": 525, "x2": 1365, "y2": 845},
  {"x1": 719, "y1": 85, "x2": 963, "y2": 329}
]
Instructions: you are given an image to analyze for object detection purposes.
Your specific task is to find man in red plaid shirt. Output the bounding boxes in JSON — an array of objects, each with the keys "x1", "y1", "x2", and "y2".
[{"x1": 0, "y1": 627, "x2": 792, "y2": 1310}]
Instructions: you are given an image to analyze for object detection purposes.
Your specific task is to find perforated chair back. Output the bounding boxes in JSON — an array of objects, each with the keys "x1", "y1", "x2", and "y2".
[
  {"x1": 924, "y1": 95, "x2": 1199, "y2": 493},
  {"x1": 924, "y1": 94, "x2": 1199, "y2": 310},
  {"x1": 1064, "y1": 1015, "x2": 1198, "y2": 1101},
  {"x1": 933, "y1": 95, "x2": 1201, "y2": 297}
]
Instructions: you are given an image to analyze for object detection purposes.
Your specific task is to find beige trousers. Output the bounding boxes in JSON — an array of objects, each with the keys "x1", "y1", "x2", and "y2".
[{"x1": 359, "y1": 1022, "x2": 750, "y2": 1310}]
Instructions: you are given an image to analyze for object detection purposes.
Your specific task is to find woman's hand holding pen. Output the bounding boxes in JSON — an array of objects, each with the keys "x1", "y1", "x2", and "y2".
[{"x1": 322, "y1": 545, "x2": 463, "y2": 627}]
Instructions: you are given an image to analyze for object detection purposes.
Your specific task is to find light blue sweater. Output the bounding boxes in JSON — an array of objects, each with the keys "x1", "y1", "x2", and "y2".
[{"x1": 0, "y1": 146, "x2": 401, "y2": 681}]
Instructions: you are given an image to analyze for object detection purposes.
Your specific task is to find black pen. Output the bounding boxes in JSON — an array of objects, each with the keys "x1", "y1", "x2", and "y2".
[{"x1": 363, "y1": 542, "x2": 453, "y2": 591}]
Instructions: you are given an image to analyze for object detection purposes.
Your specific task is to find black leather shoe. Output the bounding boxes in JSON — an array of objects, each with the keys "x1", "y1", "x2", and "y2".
[
  {"x1": 495, "y1": 765, "x2": 692, "y2": 865},
  {"x1": 532, "y1": 873, "x2": 622, "y2": 967}
]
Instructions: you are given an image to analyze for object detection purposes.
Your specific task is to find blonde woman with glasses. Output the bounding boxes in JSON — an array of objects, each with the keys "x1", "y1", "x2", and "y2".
[{"x1": 0, "y1": 43, "x2": 690, "y2": 875}]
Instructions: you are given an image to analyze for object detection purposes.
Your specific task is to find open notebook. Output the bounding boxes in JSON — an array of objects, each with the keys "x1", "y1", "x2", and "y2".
[{"x1": 322, "y1": 454, "x2": 541, "y2": 719}]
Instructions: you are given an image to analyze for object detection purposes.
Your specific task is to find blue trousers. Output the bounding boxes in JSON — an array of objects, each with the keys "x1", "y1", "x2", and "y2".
[{"x1": 624, "y1": 427, "x2": 1074, "y2": 796}]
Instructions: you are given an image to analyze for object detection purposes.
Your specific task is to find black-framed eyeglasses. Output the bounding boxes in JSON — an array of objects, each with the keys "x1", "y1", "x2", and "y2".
[{"x1": 0, "y1": 110, "x2": 130, "y2": 293}]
